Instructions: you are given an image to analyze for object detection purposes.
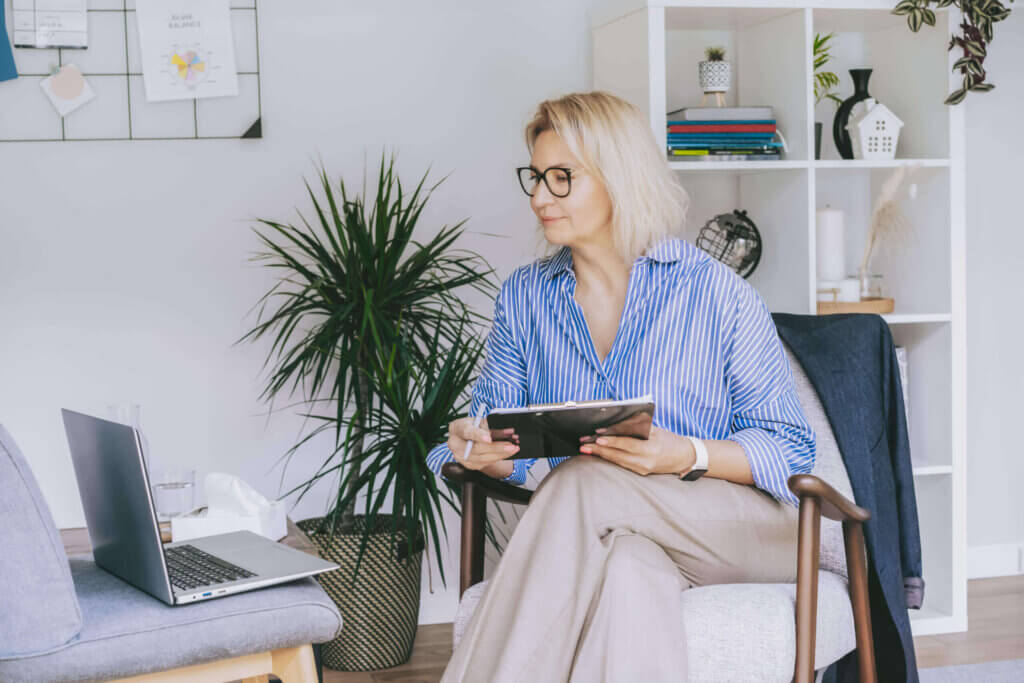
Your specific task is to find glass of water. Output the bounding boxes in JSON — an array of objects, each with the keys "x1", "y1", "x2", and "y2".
[{"x1": 151, "y1": 468, "x2": 197, "y2": 520}]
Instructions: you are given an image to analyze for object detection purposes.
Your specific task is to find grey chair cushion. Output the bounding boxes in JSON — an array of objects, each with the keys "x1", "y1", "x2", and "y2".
[
  {"x1": 454, "y1": 573, "x2": 855, "y2": 682},
  {"x1": 0, "y1": 424, "x2": 83, "y2": 659},
  {"x1": 782, "y1": 343, "x2": 857, "y2": 578},
  {"x1": 0, "y1": 556, "x2": 343, "y2": 683}
]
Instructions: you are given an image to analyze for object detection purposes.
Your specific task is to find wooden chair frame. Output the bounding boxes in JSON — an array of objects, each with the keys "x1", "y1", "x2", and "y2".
[
  {"x1": 441, "y1": 462, "x2": 877, "y2": 683},
  {"x1": 112, "y1": 644, "x2": 317, "y2": 683}
]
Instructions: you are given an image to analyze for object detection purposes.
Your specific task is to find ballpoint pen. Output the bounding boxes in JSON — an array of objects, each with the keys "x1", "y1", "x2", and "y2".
[{"x1": 463, "y1": 403, "x2": 487, "y2": 462}]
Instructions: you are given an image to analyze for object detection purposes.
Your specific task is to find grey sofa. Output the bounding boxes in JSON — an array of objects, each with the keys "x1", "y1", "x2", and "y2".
[
  {"x1": 0, "y1": 423, "x2": 342, "y2": 683},
  {"x1": 447, "y1": 344, "x2": 871, "y2": 682}
]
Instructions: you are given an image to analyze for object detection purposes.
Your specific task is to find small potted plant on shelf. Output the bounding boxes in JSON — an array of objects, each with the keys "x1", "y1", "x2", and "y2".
[
  {"x1": 813, "y1": 32, "x2": 842, "y2": 159},
  {"x1": 240, "y1": 155, "x2": 497, "y2": 671},
  {"x1": 699, "y1": 46, "x2": 731, "y2": 107}
]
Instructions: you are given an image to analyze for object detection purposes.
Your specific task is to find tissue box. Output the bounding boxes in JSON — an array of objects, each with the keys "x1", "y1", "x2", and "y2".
[{"x1": 170, "y1": 502, "x2": 288, "y2": 543}]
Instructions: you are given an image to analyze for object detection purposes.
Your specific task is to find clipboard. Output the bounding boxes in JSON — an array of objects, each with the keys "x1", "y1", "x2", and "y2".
[{"x1": 485, "y1": 395, "x2": 655, "y2": 460}]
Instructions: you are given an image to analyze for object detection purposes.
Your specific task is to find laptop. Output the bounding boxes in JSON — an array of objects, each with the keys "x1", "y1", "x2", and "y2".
[{"x1": 61, "y1": 409, "x2": 339, "y2": 605}]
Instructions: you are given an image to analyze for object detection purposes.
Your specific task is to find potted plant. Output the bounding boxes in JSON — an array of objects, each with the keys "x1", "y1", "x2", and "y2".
[
  {"x1": 240, "y1": 155, "x2": 498, "y2": 671},
  {"x1": 813, "y1": 32, "x2": 842, "y2": 160},
  {"x1": 698, "y1": 46, "x2": 731, "y2": 106}
]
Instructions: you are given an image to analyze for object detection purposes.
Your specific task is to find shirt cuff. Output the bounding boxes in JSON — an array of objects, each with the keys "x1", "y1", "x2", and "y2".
[
  {"x1": 499, "y1": 459, "x2": 526, "y2": 485},
  {"x1": 727, "y1": 428, "x2": 798, "y2": 506}
]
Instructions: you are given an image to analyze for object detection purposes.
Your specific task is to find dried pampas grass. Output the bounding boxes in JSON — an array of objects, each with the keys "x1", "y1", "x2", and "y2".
[{"x1": 859, "y1": 163, "x2": 921, "y2": 276}]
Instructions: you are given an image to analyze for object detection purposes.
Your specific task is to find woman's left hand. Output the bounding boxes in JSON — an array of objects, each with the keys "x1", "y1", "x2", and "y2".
[{"x1": 579, "y1": 425, "x2": 696, "y2": 476}]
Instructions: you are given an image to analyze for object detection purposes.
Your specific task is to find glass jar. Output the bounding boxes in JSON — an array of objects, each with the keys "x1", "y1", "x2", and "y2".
[{"x1": 859, "y1": 271, "x2": 884, "y2": 300}]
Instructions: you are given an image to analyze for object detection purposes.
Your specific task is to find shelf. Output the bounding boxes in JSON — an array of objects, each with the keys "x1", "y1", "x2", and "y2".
[
  {"x1": 913, "y1": 465, "x2": 953, "y2": 477},
  {"x1": 668, "y1": 160, "x2": 808, "y2": 172},
  {"x1": 882, "y1": 313, "x2": 952, "y2": 325},
  {"x1": 814, "y1": 159, "x2": 951, "y2": 169},
  {"x1": 910, "y1": 607, "x2": 964, "y2": 637}
]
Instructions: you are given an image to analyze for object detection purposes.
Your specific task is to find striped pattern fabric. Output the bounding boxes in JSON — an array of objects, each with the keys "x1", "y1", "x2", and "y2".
[{"x1": 426, "y1": 238, "x2": 815, "y2": 505}]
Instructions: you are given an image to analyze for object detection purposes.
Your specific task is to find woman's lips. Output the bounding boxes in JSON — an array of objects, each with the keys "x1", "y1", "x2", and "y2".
[{"x1": 541, "y1": 216, "x2": 565, "y2": 224}]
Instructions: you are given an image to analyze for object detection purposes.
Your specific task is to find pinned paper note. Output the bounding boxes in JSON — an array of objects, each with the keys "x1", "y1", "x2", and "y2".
[
  {"x1": 135, "y1": 0, "x2": 238, "y2": 102},
  {"x1": 12, "y1": 0, "x2": 88, "y2": 49},
  {"x1": 40, "y1": 64, "x2": 95, "y2": 116}
]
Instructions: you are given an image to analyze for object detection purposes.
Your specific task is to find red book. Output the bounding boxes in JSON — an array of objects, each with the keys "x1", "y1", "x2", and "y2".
[{"x1": 667, "y1": 124, "x2": 776, "y2": 133}]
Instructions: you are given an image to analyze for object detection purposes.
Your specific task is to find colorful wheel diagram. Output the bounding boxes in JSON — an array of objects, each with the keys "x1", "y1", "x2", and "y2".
[{"x1": 170, "y1": 49, "x2": 207, "y2": 86}]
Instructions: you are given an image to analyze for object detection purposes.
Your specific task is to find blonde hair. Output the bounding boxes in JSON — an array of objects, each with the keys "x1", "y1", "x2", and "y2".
[{"x1": 525, "y1": 91, "x2": 689, "y2": 262}]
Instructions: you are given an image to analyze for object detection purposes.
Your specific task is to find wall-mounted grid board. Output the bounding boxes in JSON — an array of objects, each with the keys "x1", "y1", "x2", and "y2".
[{"x1": 0, "y1": 0, "x2": 261, "y2": 141}]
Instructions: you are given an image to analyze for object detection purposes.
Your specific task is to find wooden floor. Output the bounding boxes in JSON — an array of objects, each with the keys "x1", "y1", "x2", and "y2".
[{"x1": 323, "y1": 575, "x2": 1024, "y2": 682}]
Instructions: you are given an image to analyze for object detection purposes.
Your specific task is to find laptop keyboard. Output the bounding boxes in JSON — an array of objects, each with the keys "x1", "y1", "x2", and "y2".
[{"x1": 165, "y1": 544, "x2": 257, "y2": 592}]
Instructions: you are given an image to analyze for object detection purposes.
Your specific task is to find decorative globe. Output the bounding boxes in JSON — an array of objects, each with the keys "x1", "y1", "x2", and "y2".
[{"x1": 695, "y1": 209, "x2": 762, "y2": 279}]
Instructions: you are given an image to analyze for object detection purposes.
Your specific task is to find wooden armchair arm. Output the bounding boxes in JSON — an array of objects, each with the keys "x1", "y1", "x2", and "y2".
[
  {"x1": 440, "y1": 462, "x2": 534, "y2": 506},
  {"x1": 788, "y1": 474, "x2": 876, "y2": 683},
  {"x1": 441, "y1": 462, "x2": 533, "y2": 597}
]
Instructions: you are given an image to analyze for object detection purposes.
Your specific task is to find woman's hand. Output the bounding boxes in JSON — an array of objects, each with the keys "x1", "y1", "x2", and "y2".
[
  {"x1": 579, "y1": 425, "x2": 695, "y2": 476},
  {"x1": 447, "y1": 417, "x2": 519, "y2": 474}
]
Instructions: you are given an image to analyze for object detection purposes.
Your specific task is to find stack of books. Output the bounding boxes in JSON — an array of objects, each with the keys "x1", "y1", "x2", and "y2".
[{"x1": 666, "y1": 106, "x2": 782, "y2": 161}]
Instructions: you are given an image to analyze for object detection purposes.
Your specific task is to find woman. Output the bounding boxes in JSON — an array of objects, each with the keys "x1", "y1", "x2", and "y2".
[{"x1": 426, "y1": 91, "x2": 815, "y2": 682}]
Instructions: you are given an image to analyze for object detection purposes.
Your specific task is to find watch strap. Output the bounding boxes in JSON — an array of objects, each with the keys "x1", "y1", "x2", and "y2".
[{"x1": 679, "y1": 436, "x2": 709, "y2": 481}]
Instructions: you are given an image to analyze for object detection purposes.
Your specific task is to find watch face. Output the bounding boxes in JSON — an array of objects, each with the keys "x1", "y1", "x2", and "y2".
[{"x1": 681, "y1": 468, "x2": 707, "y2": 482}]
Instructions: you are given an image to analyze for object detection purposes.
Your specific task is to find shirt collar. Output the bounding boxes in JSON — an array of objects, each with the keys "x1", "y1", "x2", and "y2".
[{"x1": 541, "y1": 238, "x2": 687, "y2": 280}]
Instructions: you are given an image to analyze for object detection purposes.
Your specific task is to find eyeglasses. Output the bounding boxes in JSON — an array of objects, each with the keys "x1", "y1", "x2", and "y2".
[{"x1": 516, "y1": 166, "x2": 574, "y2": 198}]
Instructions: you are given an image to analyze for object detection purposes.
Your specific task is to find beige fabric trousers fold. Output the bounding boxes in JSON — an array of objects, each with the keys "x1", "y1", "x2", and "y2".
[{"x1": 441, "y1": 454, "x2": 800, "y2": 683}]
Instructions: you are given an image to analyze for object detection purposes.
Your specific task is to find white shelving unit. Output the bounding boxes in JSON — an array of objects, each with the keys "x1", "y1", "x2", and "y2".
[{"x1": 593, "y1": 0, "x2": 967, "y2": 637}]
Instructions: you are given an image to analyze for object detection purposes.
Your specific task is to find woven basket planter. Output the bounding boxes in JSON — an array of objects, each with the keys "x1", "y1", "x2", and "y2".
[{"x1": 297, "y1": 514, "x2": 425, "y2": 671}]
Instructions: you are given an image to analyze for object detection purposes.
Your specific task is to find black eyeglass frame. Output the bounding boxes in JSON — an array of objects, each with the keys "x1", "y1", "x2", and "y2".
[{"x1": 516, "y1": 166, "x2": 574, "y2": 198}]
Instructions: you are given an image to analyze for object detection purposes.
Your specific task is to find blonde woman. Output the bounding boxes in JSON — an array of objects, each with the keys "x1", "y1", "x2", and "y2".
[{"x1": 426, "y1": 91, "x2": 816, "y2": 682}]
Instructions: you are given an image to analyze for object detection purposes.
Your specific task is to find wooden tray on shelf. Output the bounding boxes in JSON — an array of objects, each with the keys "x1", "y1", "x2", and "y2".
[{"x1": 817, "y1": 297, "x2": 895, "y2": 315}]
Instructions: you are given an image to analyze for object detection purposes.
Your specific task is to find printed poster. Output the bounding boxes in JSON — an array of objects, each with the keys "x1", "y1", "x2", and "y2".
[{"x1": 135, "y1": 0, "x2": 238, "y2": 102}]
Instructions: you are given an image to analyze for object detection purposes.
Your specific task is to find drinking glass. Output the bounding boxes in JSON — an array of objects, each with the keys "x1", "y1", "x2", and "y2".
[{"x1": 151, "y1": 468, "x2": 197, "y2": 520}]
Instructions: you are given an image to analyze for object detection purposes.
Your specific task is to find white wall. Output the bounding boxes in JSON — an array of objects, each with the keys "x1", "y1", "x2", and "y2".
[
  {"x1": 0, "y1": 0, "x2": 595, "y2": 625},
  {"x1": 964, "y1": 12, "x2": 1024, "y2": 575}
]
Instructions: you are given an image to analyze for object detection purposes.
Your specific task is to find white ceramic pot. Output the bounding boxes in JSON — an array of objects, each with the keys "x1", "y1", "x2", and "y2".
[{"x1": 698, "y1": 60, "x2": 731, "y2": 92}]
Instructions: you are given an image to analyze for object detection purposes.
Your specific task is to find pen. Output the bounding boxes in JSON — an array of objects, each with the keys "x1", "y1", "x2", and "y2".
[{"x1": 463, "y1": 403, "x2": 487, "y2": 462}]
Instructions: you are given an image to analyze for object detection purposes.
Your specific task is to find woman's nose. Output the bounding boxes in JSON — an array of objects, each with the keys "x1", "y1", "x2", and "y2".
[{"x1": 531, "y1": 181, "x2": 555, "y2": 210}]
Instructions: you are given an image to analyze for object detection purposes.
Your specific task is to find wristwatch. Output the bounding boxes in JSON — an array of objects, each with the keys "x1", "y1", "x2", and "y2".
[{"x1": 679, "y1": 436, "x2": 709, "y2": 481}]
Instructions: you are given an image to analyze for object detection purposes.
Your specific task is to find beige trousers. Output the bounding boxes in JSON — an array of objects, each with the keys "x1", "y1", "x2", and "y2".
[{"x1": 441, "y1": 454, "x2": 800, "y2": 683}]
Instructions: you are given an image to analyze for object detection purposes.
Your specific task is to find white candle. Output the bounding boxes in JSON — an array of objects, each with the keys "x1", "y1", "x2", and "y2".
[{"x1": 816, "y1": 207, "x2": 846, "y2": 282}]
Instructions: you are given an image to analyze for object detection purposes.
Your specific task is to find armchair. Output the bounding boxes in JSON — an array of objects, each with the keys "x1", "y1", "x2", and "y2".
[{"x1": 442, "y1": 344, "x2": 877, "y2": 683}]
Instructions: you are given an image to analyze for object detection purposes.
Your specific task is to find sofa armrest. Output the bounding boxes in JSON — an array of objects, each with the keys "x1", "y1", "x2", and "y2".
[{"x1": 441, "y1": 462, "x2": 534, "y2": 506}]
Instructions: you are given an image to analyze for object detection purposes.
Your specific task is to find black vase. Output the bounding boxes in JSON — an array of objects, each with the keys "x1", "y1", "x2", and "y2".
[{"x1": 832, "y1": 68, "x2": 873, "y2": 160}]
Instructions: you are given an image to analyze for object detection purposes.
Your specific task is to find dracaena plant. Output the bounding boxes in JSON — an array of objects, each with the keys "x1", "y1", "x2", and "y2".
[
  {"x1": 892, "y1": 0, "x2": 1014, "y2": 105},
  {"x1": 239, "y1": 155, "x2": 498, "y2": 586}
]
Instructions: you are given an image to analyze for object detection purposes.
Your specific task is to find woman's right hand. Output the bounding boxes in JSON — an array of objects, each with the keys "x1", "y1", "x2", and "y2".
[{"x1": 447, "y1": 417, "x2": 519, "y2": 475}]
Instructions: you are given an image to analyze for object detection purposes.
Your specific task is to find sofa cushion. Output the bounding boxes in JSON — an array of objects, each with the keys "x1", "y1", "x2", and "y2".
[
  {"x1": 0, "y1": 424, "x2": 83, "y2": 659},
  {"x1": 0, "y1": 556, "x2": 343, "y2": 683},
  {"x1": 454, "y1": 574, "x2": 855, "y2": 682}
]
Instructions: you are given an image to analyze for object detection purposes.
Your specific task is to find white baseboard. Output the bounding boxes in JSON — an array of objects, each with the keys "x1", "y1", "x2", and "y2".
[{"x1": 968, "y1": 543, "x2": 1024, "y2": 579}]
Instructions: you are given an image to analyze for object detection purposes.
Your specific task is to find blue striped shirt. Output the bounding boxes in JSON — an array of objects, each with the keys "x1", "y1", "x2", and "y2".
[{"x1": 426, "y1": 237, "x2": 815, "y2": 506}]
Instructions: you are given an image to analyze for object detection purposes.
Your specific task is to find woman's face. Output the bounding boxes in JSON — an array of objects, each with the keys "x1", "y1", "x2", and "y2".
[{"x1": 527, "y1": 130, "x2": 614, "y2": 250}]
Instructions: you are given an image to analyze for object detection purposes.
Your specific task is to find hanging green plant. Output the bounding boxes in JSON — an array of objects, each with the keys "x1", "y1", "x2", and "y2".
[{"x1": 892, "y1": 0, "x2": 1014, "y2": 105}]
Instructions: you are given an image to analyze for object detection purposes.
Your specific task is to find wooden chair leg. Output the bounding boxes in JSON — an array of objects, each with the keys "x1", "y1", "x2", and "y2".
[
  {"x1": 843, "y1": 521, "x2": 877, "y2": 683},
  {"x1": 271, "y1": 644, "x2": 318, "y2": 683},
  {"x1": 459, "y1": 481, "x2": 486, "y2": 598},
  {"x1": 794, "y1": 496, "x2": 821, "y2": 683}
]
